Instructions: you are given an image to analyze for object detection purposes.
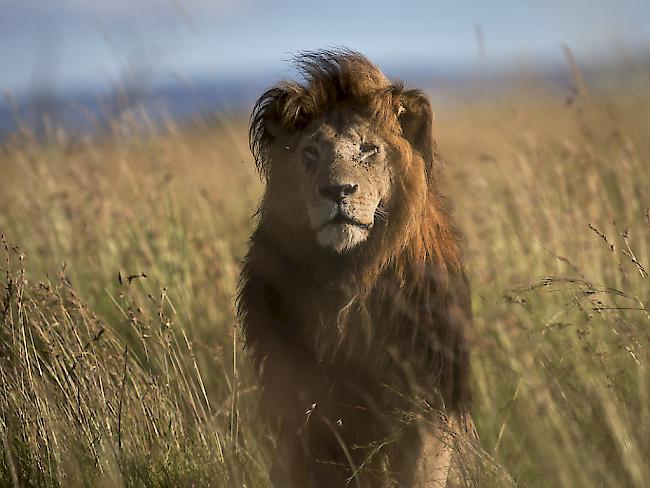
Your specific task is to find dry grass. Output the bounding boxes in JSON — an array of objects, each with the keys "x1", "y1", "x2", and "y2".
[{"x1": 0, "y1": 75, "x2": 648, "y2": 486}]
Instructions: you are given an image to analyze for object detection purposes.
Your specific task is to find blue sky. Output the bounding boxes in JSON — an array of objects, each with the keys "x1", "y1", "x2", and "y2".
[{"x1": 1, "y1": 0, "x2": 649, "y2": 97}]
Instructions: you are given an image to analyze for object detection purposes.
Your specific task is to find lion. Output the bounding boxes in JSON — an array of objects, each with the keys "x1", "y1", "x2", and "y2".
[{"x1": 237, "y1": 49, "x2": 473, "y2": 487}]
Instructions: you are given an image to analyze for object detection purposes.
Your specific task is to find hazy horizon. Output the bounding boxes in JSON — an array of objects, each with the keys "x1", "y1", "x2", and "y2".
[{"x1": 2, "y1": 0, "x2": 649, "y2": 99}]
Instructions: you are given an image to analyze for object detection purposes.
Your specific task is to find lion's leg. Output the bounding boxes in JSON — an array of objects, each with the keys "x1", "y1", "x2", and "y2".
[
  {"x1": 270, "y1": 429, "x2": 310, "y2": 488},
  {"x1": 414, "y1": 424, "x2": 453, "y2": 488},
  {"x1": 270, "y1": 418, "x2": 369, "y2": 488},
  {"x1": 305, "y1": 418, "x2": 369, "y2": 488},
  {"x1": 390, "y1": 421, "x2": 454, "y2": 488}
]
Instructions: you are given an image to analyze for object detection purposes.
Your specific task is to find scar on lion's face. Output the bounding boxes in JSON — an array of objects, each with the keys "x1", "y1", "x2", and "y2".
[{"x1": 290, "y1": 108, "x2": 393, "y2": 254}]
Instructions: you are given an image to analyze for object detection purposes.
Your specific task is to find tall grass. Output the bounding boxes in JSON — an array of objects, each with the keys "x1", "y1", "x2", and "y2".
[
  {"x1": 439, "y1": 89, "x2": 650, "y2": 486},
  {"x1": 0, "y1": 76, "x2": 648, "y2": 486}
]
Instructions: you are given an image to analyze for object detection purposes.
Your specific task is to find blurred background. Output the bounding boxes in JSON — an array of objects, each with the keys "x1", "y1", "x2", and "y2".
[
  {"x1": 1, "y1": 2, "x2": 650, "y2": 487},
  {"x1": 2, "y1": 0, "x2": 649, "y2": 137}
]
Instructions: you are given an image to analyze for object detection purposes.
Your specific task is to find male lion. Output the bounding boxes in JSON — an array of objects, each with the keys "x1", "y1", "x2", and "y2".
[{"x1": 238, "y1": 49, "x2": 472, "y2": 487}]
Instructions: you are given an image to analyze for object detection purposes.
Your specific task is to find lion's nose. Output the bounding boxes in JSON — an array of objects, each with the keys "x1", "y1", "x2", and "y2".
[{"x1": 319, "y1": 183, "x2": 358, "y2": 203}]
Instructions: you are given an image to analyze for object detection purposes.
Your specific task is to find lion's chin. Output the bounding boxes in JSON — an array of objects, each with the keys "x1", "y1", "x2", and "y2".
[{"x1": 316, "y1": 223, "x2": 369, "y2": 254}]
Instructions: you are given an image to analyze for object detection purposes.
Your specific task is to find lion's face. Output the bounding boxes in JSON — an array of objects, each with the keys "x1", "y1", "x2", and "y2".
[
  {"x1": 251, "y1": 51, "x2": 438, "y2": 259},
  {"x1": 291, "y1": 109, "x2": 393, "y2": 254}
]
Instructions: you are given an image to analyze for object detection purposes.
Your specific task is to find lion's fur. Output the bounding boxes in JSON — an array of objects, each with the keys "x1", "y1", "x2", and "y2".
[{"x1": 238, "y1": 49, "x2": 472, "y2": 486}]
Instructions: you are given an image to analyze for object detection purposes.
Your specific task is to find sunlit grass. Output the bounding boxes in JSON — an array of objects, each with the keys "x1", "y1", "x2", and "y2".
[{"x1": 0, "y1": 82, "x2": 648, "y2": 486}]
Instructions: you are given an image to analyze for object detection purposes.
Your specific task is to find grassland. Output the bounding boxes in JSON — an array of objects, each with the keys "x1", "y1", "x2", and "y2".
[{"x1": 0, "y1": 74, "x2": 649, "y2": 487}]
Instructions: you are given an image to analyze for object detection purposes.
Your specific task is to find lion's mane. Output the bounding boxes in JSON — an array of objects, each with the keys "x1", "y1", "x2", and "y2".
[{"x1": 238, "y1": 49, "x2": 471, "y2": 454}]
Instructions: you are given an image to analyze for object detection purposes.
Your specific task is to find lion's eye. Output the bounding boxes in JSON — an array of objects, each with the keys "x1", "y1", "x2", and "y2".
[
  {"x1": 302, "y1": 147, "x2": 319, "y2": 169},
  {"x1": 360, "y1": 142, "x2": 379, "y2": 159}
]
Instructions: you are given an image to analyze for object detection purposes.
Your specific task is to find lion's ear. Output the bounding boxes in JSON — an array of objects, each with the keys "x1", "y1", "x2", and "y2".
[
  {"x1": 397, "y1": 89, "x2": 436, "y2": 181},
  {"x1": 249, "y1": 83, "x2": 307, "y2": 176}
]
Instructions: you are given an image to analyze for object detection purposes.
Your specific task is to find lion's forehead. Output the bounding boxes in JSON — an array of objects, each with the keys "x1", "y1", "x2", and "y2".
[{"x1": 307, "y1": 111, "x2": 375, "y2": 143}]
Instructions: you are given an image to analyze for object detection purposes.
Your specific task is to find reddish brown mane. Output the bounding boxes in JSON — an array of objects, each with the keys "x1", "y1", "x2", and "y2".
[
  {"x1": 249, "y1": 50, "x2": 463, "y2": 278},
  {"x1": 238, "y1": 49, "x2": 472, "y2": 486}
]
